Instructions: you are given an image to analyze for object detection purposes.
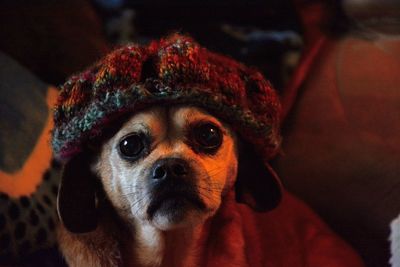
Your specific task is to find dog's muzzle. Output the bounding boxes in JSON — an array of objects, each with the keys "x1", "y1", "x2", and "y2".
[{"x1": 147, "y1": 158, "x2": 206, "y2": 219}]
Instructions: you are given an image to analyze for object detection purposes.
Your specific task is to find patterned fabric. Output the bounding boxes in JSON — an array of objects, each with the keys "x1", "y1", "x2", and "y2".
[
  {"x1": 0, "y1": 52, "x2": 62, "y2": 264},
  {"x1": 52, "y1": 34, "x2": 281, "y2": 162}
]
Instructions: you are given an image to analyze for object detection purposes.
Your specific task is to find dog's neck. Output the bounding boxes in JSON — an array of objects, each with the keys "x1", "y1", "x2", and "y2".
[{"x1": 122, "y1": 219, "x2": 210, "y2": 267}]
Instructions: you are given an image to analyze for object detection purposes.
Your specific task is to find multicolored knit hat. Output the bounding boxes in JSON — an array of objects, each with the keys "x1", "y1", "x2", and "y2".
[{"x1": 52, "y1": 34, "x2": 281, "y2": 162}]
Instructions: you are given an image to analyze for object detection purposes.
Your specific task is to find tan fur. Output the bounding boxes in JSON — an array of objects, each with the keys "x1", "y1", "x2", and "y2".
[
  {"x1": 57, "y1": 223, "x2": 121, "y2": 267},
  {"x1": 59, "y1": 106, "x2": 238, "y2": 267}
]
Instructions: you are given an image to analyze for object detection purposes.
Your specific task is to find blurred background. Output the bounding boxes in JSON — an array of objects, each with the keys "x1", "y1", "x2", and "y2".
[{"x1": 0, "y1": 0, "x2": 399, "y2": 266}]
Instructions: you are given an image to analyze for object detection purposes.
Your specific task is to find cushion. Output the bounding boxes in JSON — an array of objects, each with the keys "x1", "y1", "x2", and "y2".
[
  {"x1": 0, "y1": 51, "x2": 63, "y2": 265},
  {"x1": 274, "y1": 35, "x2": 400, "y2": 267}
]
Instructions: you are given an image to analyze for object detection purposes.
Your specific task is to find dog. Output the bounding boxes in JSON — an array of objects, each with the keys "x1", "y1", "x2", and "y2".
[
  {"x1": 52, "y1": 34, "x2": 365, "y2": 267},
  {"x1": 57, "y1": 105, "x2": 261, "y2": 266}
]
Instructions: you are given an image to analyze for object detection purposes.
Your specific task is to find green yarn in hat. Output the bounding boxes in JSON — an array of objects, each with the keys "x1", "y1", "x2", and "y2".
[{"x1": 52, "y1": 34, "x2": 281, "y2": 162}]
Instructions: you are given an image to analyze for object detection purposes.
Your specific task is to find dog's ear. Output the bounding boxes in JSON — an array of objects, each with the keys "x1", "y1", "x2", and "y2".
[
  {"x1": 57, "y1": 152, "x2": 98, "y2": 233},
  {"x1": 235, "y1": 141, "x2": 282, "y2": 212}
]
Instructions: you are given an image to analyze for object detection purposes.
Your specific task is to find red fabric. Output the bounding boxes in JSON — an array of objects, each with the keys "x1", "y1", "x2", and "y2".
[
  {"x1": 198, "y1": 190, "x2": 365, "y2": 267},
  {"x1": 280, "y1": 36, "x2": 326, "y2": 121},
  {"x1": 281, "y1": 0, "x2": 328, "y2": 122},
  {"x1": 275, "y1": 35, "x2": 400, "y2": 265},
  {"x1": 292, "y1": 0, "x2": 326, "y2": 45},
  {"x1": 277, "y1": 2, "x2": 400, "y2": 265}
]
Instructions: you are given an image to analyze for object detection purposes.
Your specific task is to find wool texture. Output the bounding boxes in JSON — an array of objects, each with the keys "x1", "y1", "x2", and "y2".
[{"x1": 52, "y1": 34, "x2": 281, "y2": 161}]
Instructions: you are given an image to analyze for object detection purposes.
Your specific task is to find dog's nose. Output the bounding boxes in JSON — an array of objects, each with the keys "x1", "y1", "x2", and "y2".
[{"x1": 152, "y1": 158, "x2": 189, "y2": 180}]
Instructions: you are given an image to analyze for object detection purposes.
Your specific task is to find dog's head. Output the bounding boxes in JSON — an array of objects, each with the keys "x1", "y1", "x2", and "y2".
[
  {"x1": 58, "y1": 105, "x2": 281, "y2": 233},
  {"x1": 53, "y1": 34, "x2": 282, "y2": 233}
]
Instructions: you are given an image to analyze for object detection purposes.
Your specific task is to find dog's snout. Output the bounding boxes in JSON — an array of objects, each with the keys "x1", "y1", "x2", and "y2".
[{"x1": 152, "y1": 158, "x2": 190, "y2": 180}]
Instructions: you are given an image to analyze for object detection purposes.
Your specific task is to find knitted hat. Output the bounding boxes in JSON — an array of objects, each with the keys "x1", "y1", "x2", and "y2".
[{"x1": 52, "y1": 34, "x2": 281, "y2": 162}]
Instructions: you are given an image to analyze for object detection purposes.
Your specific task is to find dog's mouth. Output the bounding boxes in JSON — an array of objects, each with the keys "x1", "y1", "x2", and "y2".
[{"x1": 147, "y1": 190, "x2": 206, "y2": 219}]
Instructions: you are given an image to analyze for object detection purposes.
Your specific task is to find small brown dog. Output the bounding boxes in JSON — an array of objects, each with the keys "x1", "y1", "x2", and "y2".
[
  {"x1": 52, "y1": 35, "x2": 365, "y2": 267},
  {"x1": 58, "y1": 106, "x2": 256, "y2": 266}
]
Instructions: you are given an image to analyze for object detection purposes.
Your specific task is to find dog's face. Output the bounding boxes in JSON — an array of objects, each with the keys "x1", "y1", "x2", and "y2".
[
  {"x1": 93, "y1": 106, "x2": 238, "y2": 230},
  {"x1": 58, "y1": 105, "x2": 281, "y2": 234}
]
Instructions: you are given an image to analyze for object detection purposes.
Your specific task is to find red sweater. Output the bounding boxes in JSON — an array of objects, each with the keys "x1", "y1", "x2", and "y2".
[{"x1": 197, "y1": 190, "x2": 365, "y2": 267}]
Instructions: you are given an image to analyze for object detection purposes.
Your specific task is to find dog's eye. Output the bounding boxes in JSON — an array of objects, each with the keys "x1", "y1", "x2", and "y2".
[
  {"x1": 119, "y1": 134, "x2": 145, "y2": 160},
  {"x1": 192, "y1": 123, "x2": 223, "y2": 153}
]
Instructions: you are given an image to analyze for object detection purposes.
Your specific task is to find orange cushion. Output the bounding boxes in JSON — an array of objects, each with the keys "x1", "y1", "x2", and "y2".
[
  {"x1": 0, "y1": 52, "x2": 60, "y2": 264},
  {"x1": 275, "y1": 35, "x2": 400, "y2": 266}
]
